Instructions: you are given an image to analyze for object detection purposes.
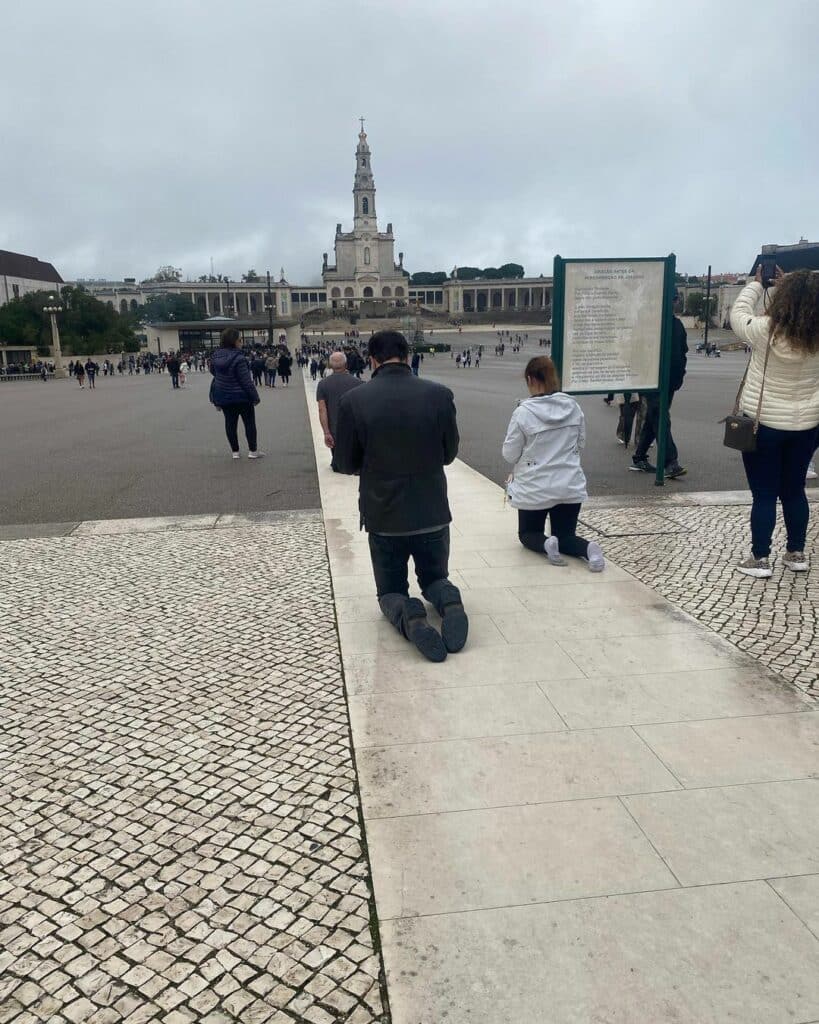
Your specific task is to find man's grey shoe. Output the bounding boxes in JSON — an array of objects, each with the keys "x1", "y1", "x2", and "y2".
[
  {"x1": 666, "y1": 463, "x2": 687, "y2": 479},
  {"x1": 440, "y1": 601, "x2": 469, "y2": 653},
  {"x1": 629, "y1": 458, "x2": 656, "y2": 473}
]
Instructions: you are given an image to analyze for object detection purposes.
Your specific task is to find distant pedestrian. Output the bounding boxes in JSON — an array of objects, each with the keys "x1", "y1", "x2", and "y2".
[
  {"x1": 251, "y1": 354, "x2": 265, "y2": 387},
  {"x1": 209, "y1": 327, "x2": 263, "y2": 460},
  {"x1": 85, "y1": 359, "x2": 97, "y2": 389},
  {"x1": 316, "y1": 352, "x2": 362, "y2": 470},
  {"x1": 265, "y1": 353, "x2": 278, "y2": 387},
  {"x1": 502, "y1": 356, "x2": 604, "y2": 572},
  {"x1": 630, "y1": 291, "x2": 688, "y2": 479},
  {"x1": 179, "y1": 359, "x2": 189, "y2": 386},
  {"x1": 278, "y1": 350, "x2": 293, "y2": 388},
  {"x1": 411, "y1": 350, "x2": 421, "y2": 376},
  {"x1": 167, "y1": 354, "x2": 181, "y2": 389},
  {"x1": 75, "y1": 362, "x2": 85, "y2": 389}
]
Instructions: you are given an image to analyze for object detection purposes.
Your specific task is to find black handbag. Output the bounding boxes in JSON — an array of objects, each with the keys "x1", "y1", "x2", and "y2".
[{"x1": 721, "y1": 337, "x2": 772, "y2": 453}]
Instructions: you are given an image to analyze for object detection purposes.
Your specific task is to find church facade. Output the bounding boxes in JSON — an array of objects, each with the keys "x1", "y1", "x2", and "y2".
[
  {"x1": 77, "y1": 123, "x2": 553, "y2": 325},
  {"x1": 322, "y1": 123, "x2": 409, "y2": 310}
]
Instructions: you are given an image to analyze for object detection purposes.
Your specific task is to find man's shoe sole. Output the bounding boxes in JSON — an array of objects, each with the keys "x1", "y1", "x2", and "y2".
[
  {"x1": 441, "y1": 606, "x2": 469, "y2": 653},
  {"x1": 783, "y1": 560, "x2": 808, "y2": 572},
  {"x1": 407, "y1": 621, "x2": 447, "y2": 662},
  {"x1": 736, "y1": 566, "x2": 772, "y2": 579},
  {"x1": 628, "y1": 464, "x2": 656, "y2": 473}
]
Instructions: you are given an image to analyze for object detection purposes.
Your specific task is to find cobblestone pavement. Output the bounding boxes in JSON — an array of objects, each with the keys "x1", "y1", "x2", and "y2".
[
  {"x1": 0, "y1": 512, "x2": 388, "y2": 1024},
  {"x1": 580, "y1": 500, "x2": 819, "y2": 700}
]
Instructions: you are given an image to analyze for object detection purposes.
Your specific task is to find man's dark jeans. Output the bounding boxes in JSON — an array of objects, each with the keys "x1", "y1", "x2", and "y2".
[
  {"x1": 742, "y1": 424, "x2": 818, "y2": 557},
  {"x1": 170, "y1": 372, "x2": 179, "y2": 388},
  {"x1": 634, "y1": 392, "x2": 678, "y2": 466},
  {"x1": 222, "y1": 402, "x2": 257, "y2": 453},
  {"x1": 368, "y1": 526, "x2": 450, "y2": 597}
]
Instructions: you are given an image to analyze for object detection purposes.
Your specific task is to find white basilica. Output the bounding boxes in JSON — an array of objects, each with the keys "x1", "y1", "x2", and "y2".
[
  {"x1": 322, "y1": 121, "x2": 409, "y2": 311},
  {"x1": 74, "y1": 121, "x2": 554, "y2": 329}
]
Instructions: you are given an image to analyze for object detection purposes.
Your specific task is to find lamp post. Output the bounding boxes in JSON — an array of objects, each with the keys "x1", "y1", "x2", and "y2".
[
  {"x1": 43, "y1": 295, "x2": 67, "y2": 378},
  {"x1": 265, "y1": 270, "x2": 276, "y2": 348}
]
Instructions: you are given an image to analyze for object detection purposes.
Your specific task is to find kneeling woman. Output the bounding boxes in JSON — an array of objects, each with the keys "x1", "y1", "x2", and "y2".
[{"x1": 502, "y1": 356, "x2": 604, "y2": 571}]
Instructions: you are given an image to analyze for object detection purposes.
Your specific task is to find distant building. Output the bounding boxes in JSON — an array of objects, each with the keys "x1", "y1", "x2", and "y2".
[
  {"x1": 0, "y1": 250, "x2": 63, "y2": 305},
  {"x1": 76, "y1": 122, "x2": 553, "y2": 323},
  {"x1": 752, "y1": 238, "x2": 819, "y2": 274},
  {"x1": 323, "y1": 123, "x2": 410, "y2": 311}
]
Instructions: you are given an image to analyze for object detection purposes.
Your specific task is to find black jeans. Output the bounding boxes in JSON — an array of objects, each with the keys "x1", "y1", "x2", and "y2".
[
  {"x1": 518, "y1": 504, "x2": 589, "y2": 559},
  {"x1": 634, "y1": 393, "x2": 678, "y2": 466},
  {"x1": 222, "y1": 403, "x2": 257, "y2": 453},
  {"x1": 368, "y1": 526, "x2": 450, "y2": 598},
  {"x1": 742, "y1": 424, "x2": 818, "y2": 557}
]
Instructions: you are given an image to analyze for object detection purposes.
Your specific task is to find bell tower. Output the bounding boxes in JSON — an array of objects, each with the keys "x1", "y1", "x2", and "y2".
[{"x1": 353, "y1": 117, "x2": 377, "y2": 232}]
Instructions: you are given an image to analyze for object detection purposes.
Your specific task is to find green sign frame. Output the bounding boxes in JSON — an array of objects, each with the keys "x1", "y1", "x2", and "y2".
[{"x1": 551, "y1": 254, "x2": 677, "y2": 486}]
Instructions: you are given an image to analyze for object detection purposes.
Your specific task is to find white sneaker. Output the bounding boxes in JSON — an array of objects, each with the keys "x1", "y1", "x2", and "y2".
[
  {"x1": 248, "y1": 451, "x2": 265, "y2": 459},
  {"x1": 585, "y1": 541, "x2": 605, "y2": 573},
  {"x1": 807, "y1": 461, "x2": 817, "y2": 481},
  {"x1": 543, "y1": 536, "x2": 566, "y2": 566},
  {"x1": 231, "y1": 452, "x2": 241, "y2": 460},
  {"x1": 782, "y1": 551, "x2": 808, "y2": 571},
  {"x1": 736, "y1": 556, "x2": 772, "y2": 579}
]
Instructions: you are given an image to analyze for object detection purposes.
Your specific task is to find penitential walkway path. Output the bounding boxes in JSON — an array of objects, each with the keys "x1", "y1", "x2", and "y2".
[{"x1": 0, "y1": 374, "x2": 817, "y2": 1024}]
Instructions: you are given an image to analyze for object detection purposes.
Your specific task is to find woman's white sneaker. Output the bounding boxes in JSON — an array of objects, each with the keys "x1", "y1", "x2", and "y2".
[
  {"x1": 544, "y1": 536, "x2": 567, "y2": 566},
  {"x1": 248, "y1": 451, "x2": 266, "y2": 459},
  {"x1": 782, "y1": 551, "x2": 808, "y2": 571},
  {"x1": 585, "y1": 541, "x2": 605, "y2": 573},
  {"x1": 736, "y1": 556, "x2": 772, "y2": 578},
  {"x1": 231, "y1": 452, "x2": 241, "y2": 460}
]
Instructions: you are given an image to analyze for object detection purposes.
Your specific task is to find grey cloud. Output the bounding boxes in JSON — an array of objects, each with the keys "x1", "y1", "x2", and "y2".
[{"x1": 1, "y1": 0, "x2": 816, "y2": 283}]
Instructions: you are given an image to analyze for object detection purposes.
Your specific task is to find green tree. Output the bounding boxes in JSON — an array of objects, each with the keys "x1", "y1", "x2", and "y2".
[
  {"x1": 497, "y1": 262, "x2": 525, "y2": 278},
  {"x1": 455, "y1": 266, "x2": 482, "y2": 280},
  {"x1": 0, "y1": 286, "x2": 139, "y2": 355},
  {"x1": 410, "y1": 271, "x2": 448, "y2": 285},
  {"x1": 135, "y1": 294, "x2": 204, "y2": 323},
  {"x1": 144, "y1": 265, "x2": 182, "y2": 283},
  {"x1": 242, "y1": 269, "x2": 260, "y2": 282}
]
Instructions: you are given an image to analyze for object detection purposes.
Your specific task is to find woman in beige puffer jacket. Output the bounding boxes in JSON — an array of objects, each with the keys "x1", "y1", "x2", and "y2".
[{"x1": 729, "y1": 268, "x2": 819, "y2": 577}]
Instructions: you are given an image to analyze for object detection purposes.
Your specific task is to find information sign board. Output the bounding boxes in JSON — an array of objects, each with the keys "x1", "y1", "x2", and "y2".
[{"x1": 561, "y1": 259, "x2": 665, "y2": 393}]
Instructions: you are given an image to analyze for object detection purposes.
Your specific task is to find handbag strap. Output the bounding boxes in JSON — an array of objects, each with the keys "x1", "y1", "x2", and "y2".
[{"x1": 734, "y1": 334, "x2": 773, "y2": 430}]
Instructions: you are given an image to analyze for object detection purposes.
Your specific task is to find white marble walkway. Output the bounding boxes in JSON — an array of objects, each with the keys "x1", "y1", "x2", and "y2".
[{"x1": 304, "y1": 376, "x2": 819, "y2": 1024}]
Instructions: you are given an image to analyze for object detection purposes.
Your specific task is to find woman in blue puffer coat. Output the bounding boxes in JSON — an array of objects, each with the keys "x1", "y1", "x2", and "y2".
[{"x1": 210, "y1": 327, "x2": 262, "y2": 459}]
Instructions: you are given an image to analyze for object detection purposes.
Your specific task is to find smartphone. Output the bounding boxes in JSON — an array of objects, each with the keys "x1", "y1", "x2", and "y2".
[{"x1": 760, "y1": 256, "x2": 777, "y2": 288}]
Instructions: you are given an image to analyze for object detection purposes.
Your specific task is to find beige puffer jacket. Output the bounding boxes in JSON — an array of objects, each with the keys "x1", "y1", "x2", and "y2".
[{"x1": 730, "y1": 281, "x2": 819, "y2": 431}]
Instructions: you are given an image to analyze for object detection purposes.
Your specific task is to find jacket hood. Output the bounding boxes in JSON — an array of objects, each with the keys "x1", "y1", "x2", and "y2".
[
  {"x1": 211, "y1": 347, "x2": 243, "y2": 372},
  {"x1": 517, "y1": 392, "x2": 582, "y2": 427}
]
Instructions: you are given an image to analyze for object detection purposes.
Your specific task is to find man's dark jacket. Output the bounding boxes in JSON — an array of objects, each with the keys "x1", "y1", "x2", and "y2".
[
  {"x1": 669, "y1": 317, "x2": 688, "y2": 393},
  {"x1": 334, "y1": 362, "x2": 459, "y2": 534},
  {"x1": 167, "y1": 357, "x2": 181, "y2": 374}
]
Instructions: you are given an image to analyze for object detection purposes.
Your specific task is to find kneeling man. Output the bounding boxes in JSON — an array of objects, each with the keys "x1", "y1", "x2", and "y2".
[{"x1": 334, "y1": 330, "x2": 468, "y2": 661}]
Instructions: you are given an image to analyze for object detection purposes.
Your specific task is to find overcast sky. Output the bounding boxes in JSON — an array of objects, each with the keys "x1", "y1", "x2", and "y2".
[{"x1": 1, "y1": 0, "x2": 816, "y2": 285}]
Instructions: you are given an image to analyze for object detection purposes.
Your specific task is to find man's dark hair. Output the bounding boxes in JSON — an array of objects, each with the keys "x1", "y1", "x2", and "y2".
[
  {"x1": 220, "y1": 327, "x2": 241, "y2": 348},
  {"x1": 368, "y1": 330, "x2": 409, "y2": 364}
]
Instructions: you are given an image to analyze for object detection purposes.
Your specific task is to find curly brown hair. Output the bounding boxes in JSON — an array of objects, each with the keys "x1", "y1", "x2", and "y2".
[{"x1": 767, "y1": 270, "x2": 819, "y2": 354}]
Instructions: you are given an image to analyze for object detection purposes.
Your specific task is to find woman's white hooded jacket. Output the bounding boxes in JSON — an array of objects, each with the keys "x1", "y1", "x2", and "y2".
[{"x1": 502, "y1": 393, "x2": 588, "y2": 510}]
